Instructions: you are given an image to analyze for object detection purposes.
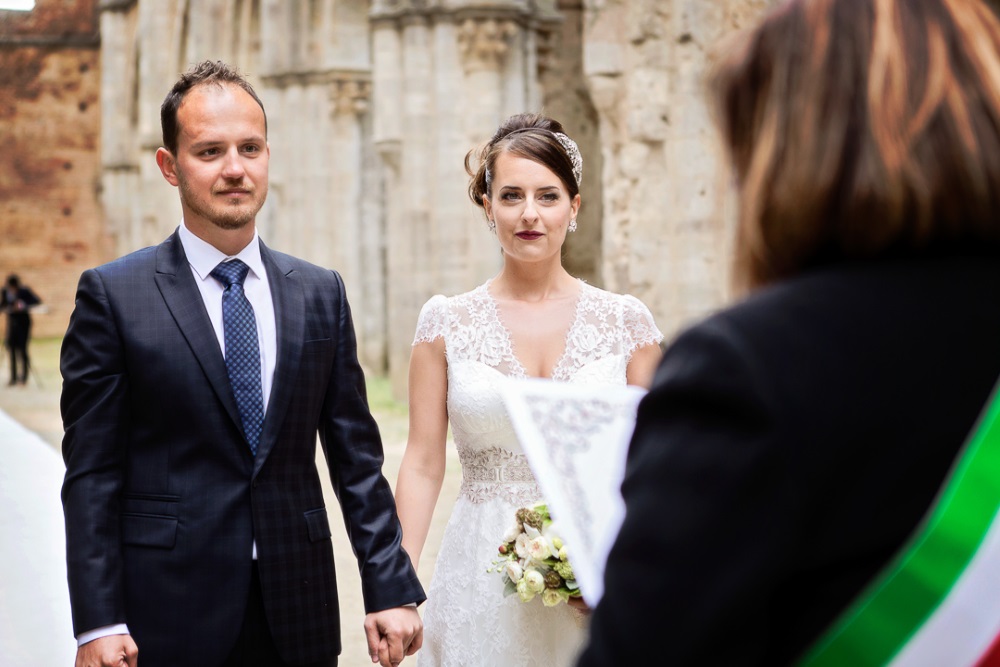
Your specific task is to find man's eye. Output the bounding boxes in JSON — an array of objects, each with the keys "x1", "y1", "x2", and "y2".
[{"x1": 243, "y1": 145, "x2": 259, "y2": 154}]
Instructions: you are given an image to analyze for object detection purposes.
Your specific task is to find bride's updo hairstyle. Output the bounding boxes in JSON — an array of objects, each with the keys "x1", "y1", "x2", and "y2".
[{"x1": 466, "y1": 113, "x2": 582, "y2": 211}]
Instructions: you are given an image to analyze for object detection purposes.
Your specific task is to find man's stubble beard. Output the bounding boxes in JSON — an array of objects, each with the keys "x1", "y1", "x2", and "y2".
[{"x1": 177, "y1": 173, "x2": 267, "y2": 232}]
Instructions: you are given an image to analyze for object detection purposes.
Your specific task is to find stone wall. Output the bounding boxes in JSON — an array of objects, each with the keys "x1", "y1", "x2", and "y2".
[
  {"x1": 582, "y1": 0, "x2": 772, "y2": 343},
  {"x1": 3, "y1": 0, "x2": 783, "y2": 382},
  {"x1": 371, "y1": 0, "x2": 576, "y2": 392},
  {"x1": 0, "y1": 0, "x2": 108, "y2": 339}
]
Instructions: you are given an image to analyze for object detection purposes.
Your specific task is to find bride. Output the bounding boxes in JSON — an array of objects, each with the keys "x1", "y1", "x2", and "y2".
[{"x1": 395, "y1": 113, "x2": 663, "y2": 666}]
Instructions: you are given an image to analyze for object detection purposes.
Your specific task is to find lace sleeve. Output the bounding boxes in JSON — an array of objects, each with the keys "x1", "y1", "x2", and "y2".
[
  {"x1": 412, "y1": 294, "x2": 450, "y2": 345},
  {"x1": 621, "y1": 294, "x2": 664, "y2": 354}
]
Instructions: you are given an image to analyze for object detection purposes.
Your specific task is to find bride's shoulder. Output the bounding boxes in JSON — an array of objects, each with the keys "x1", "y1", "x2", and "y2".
[
  {"x1": 413, "y1": 283, "x2": 491, "y2": 343},
  {"x1": 580, "y1": 281, "x2": 663, "y2": 343},
  {"x1": 580, "y1": 281, "x2": 652, "y2": 312}
]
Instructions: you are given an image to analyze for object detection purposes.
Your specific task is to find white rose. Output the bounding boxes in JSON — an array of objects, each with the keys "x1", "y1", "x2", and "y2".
[
  {"x1": 504, "y1": 560, "x2": 523, "y2": 583},
  {"x1": 523, "y1": 568, "x2": 546, "y2": 594},
  {"x1": 516, "y1": 578, "x2": 535, "y2": 602},
  {"x1": 515, "y1": 534, "x2": 531, "y2": 559},
  {"x1": 527, "y1": 536, "x2": 552, "y2": 561},
  {"x1": 502, "y1": 521, "x2": 522, "y2": 544},
  {"x1": 541, "y1": 588, "x2": 568, "y2": 607}
]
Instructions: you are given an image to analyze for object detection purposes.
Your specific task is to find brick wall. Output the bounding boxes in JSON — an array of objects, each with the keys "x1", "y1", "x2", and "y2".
[{"x1": 0, "y1": 0, "x2": 110, "y2": 339}]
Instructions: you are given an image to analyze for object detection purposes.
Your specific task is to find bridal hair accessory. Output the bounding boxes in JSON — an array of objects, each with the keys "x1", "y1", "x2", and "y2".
[
  {"x1": 484, "y1": 129, "x2": 583, "y2": 190},
  {"x1": 552, "y1": 132, "x2": 583, "y2": 187},
  {"x1": 568, "y1": 219, "x2": 577, "y2": 233},
  {"x1": 490, "y1": 502, "x2": 582, "y2": 607}
]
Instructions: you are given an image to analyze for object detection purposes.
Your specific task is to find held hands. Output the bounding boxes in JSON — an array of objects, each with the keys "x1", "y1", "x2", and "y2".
[
  {"x1": 75, "y1": 634, "x2": 138, "y2": 667},
  {"x1": 364, "y1": 606, "x2": 423, "y2": 667}
]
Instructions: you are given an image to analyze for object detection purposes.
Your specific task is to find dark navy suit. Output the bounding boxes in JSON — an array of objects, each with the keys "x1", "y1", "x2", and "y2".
[{"x1": 61, "y1": 230, "x2": 424, "y2": 666}]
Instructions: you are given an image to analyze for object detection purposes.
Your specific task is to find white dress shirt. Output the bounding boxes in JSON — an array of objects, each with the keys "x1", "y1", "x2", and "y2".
[{"x1": 78, "y1": 221, "x2": 277, "y2": 646}]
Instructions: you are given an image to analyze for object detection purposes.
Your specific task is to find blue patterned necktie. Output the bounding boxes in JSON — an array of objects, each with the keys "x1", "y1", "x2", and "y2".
[{"x1": 210, "y1": 259, "x2": 264, "y2": 456}]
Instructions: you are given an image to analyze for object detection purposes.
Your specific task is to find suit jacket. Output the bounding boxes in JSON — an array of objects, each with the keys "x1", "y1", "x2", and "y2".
[
  {"x1": 61, "y1": 230, "x2": 425, "y2": 666},
  {"x1": 578, "y1": 253, "x2": 1000, "y2": 666}
]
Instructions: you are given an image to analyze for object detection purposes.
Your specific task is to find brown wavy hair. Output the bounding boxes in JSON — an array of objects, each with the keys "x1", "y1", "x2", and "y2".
[
  {"x1": 711, "y1": 0, "x2": 1000, "y2": 292},
  {"x1": 465, "y1": 112, "x2": 580, "y2": 210}
]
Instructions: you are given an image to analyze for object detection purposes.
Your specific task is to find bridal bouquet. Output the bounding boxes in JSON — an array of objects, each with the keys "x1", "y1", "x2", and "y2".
[{"x1": 490, "y1": 502, "x2": 582, "y2": 606}]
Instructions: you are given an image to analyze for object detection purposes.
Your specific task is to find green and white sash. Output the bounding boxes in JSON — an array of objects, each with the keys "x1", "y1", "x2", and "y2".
[{"x1": 799, "y1": 382, "x2": 1000, "y2": 666}]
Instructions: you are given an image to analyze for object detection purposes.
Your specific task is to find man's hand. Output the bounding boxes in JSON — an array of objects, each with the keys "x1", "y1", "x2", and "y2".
[
  {"x1": 75, "y1": 634, "x2": 138, "y2": 667},
  {"x1": 364, "y1": 606, "x2": 422, "y2": 667}
]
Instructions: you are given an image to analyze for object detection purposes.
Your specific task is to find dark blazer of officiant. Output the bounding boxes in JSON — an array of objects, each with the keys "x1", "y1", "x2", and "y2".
[
  {"x1": 577, "y1": 254, "x2": 1000, "y2": 666},
  {"x1": 578, "y1": 0, "x2": 1000, "y2": 664},
  {"x1": 60, "y1": 231, "x2": 425, "y2": 666}
]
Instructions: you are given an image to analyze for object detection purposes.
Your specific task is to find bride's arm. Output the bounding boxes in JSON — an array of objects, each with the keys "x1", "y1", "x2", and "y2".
[
  {"x1": 395, "y1": 337, "x2": 449, "y2": 572},
  {"x1": 627, "y1": 342, "x2": 663, "y2": 389}
]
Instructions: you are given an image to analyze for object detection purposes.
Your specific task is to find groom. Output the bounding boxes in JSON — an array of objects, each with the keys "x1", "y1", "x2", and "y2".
[{"x1": 60, "y1": 60, "x2": 424, "y2": 667}]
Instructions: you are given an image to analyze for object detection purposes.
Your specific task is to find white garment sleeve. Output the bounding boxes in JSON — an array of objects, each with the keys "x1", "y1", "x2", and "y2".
[{"x1": 77, "y1": 623, "x2": 131, "y2": 646}]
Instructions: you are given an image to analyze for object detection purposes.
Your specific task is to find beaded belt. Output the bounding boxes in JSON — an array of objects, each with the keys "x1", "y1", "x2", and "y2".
[{"x1": 458, "y1": 446, "x2": 540, "y2": 505}]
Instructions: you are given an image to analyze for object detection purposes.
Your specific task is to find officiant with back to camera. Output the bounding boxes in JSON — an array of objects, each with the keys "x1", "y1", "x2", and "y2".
[
  {"x1": 394, "y1": 112, "x2": 663, "y2": 666},
  {"x1": 579, "y1": 0, "x2": 1000, "y2": 664}
]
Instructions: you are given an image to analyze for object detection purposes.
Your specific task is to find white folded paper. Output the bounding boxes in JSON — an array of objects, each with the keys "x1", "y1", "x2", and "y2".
[{"x1": 500, "y1": 378, "x2": 646, "y2": 606}]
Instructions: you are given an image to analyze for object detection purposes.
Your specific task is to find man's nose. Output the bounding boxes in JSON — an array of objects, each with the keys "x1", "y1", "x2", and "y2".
[{"x1": 221, "y1": 148, "x2": 245, "y2": 179}]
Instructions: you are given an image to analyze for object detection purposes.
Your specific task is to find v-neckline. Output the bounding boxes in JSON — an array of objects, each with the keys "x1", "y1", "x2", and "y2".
[{"x1": 483, "y1": 279, "x2": 585, "y2": 380}]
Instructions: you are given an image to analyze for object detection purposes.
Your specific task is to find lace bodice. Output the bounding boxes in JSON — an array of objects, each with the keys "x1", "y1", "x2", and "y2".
[
  {"x1": 413, "y1": 281, "x2": 661, "y2": 667},
  {"x1": 413, "y1": 280, "x2": 662, "y2": 505},
  {"x1": 413, "y1": 280, "x2": 661, "y2": 382}
]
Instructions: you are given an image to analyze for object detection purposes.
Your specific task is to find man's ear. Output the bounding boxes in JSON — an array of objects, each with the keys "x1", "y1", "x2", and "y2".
[{"x1": 155, "y1": 147, "x2": 179, "y2": 186}]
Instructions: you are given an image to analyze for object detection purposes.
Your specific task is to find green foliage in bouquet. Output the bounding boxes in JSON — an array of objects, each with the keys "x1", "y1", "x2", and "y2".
[{"x1": 489, "y1": 502, "x2": 582, "y2": 606}]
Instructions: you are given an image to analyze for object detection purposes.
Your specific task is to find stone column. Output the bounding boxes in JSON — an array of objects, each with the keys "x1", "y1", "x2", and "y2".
[
  {"x1": 389, "y1": 13, "x2": 436, "y2": 394},
  {"x1": 133, "y1": 0, "x2": 187, "y2": 250},
  {"x1": 456, "y1": 17, "x2": 518, "y2": 283},
  {"x1": 329, "y1": 76, "x2": 382, "y2": 370},
  {"x1": 99, "y1": 0, "x2": 141, "y2": 255},
  {"x1": 371, "y1": 1, "x2": 553, "y2": 397},
  {"x1": 371, "y1": 20, "x2": 403, "y2": 380},
  {"x1": 538, "y1": 0, "x2": 601, "y2": 286}
]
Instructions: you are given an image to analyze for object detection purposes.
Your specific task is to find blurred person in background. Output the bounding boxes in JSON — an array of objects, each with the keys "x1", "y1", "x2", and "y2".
[
  {"x1": 579, "y1": 0, "x2": 1000, "y2": 664},
  {"x1": 1, "y1": 273, "x2": 41, "y2": 386}
]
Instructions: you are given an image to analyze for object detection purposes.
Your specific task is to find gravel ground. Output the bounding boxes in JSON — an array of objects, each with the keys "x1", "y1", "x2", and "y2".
[{"x1": 0, "y1": 337, "x2": 459, "y2": 667}]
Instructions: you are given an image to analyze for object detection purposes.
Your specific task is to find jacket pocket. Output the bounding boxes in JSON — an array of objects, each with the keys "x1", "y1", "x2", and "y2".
[
  {"x1": 122, "y1": 493, "x2": 179, "y2": 517},
  {"x1": 121, "y1": 513, "x2": 178, "y2": 549},
  {"x1": 304, "y1": 507, "x2": 332, "y2": 543}
]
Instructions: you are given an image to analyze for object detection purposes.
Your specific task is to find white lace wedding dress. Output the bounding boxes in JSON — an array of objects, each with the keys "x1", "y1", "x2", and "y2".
[{"x1": 412, "y1": 280, "x2": 662, "y2": 667}]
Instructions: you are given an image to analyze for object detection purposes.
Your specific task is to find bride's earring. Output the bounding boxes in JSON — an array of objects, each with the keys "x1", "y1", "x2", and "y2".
[
  {"x1": 568, "y1": 219, "x2": 577, "y2": 233},
  {"x1": 487, "y1": 218, "x2": 496, "y2": 233}
]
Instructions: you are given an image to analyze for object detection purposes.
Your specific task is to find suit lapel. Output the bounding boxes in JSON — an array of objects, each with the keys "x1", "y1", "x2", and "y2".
[
  {"x1": 254, "y1": 241, "x2": 304, "y2": 475},
  {"x1": 154, "y1": 230, "x2": 245, "y2": 442}
]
